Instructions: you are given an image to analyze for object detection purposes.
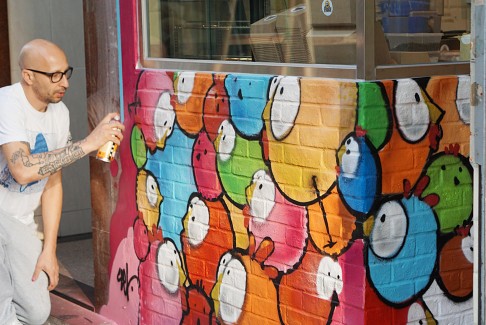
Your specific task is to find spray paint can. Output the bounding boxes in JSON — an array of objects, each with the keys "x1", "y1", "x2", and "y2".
[{"x1": 96, "y1": 115, "x2": 120, "y2": 162}]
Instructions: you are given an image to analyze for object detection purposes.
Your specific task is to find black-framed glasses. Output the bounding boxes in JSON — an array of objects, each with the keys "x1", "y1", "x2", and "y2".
[{"x1": 26, "y1": 66, "x2": 73, "y2": 83}]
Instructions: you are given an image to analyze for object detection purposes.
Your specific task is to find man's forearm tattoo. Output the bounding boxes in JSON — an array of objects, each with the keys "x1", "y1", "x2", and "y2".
[{"x1": 10, "y1": 141, "x2": 86, "y2": 176}]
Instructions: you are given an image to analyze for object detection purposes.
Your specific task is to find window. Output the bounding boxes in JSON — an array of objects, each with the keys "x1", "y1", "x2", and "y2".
[{"x1": 141, "y1": 0, "x2": 471, "y2": 79}]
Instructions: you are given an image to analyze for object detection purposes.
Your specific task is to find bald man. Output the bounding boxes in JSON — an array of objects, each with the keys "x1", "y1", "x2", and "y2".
[{"x1": 0, "y1": 39, "x2": 124, "y2": 324}]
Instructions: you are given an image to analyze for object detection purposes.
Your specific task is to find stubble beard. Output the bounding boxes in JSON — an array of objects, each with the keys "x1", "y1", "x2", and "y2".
[{"x1": 33, "y1": 85, "x2": 63, "y2": 105}]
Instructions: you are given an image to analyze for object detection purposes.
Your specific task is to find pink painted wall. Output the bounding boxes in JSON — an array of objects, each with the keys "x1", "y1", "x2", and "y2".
[{"x1": 100, "y1": 1, "x2": 473, "y2": 324}]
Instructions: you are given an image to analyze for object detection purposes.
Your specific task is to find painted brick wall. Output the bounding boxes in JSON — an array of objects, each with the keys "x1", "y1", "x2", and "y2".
[{"x1": 99, "y1": 70, "x2": 473, "y2": 324}]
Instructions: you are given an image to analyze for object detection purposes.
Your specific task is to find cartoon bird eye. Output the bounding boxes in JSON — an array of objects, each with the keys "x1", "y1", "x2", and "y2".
[
  {"x1": 156, "y1": 241, "x2": 182, "y2": 294},
  {"x1": 370, "y1": 200, "x2": 408, "y2": 259},
  {"x1": 249, "y1": 170, "x2": 276, "y2": 223},
  {"x1": 218, "y1": 259, "x2": 247, "y2": 324},
  {"x1": 394, "y1": 79, "x2": 430, "y2": 143},
  {"x1": 441, "y1": 165, "x2": 446, "y2": 170},
  {"x1": 146, "y1": 175, "x2": 159, "y2": 207},
  {"x1": 462, "y1": 225, "x2": 474, "y2": 263},
  {"x1": 187, "y1": 198, "x2": 210, "y2": 246},
  {"x1": 268, "y1": 76, "x2": 283, "y2": 100},
  {"x1": 176, "y1": 72, "x2": 196, "y2": 104},
  {"x1": 459, "y1": 167, "x2": 463, "y2": 172},
  {"x1": 340, "y1": 136, "x2": 360, "y2": 176},
  {"x1": 316, "y1": 256, "x2": 343, "y2": 300},
  {"x1": 407, "y1": 302, "x2": 427, "y2": 324},
  {"x1": 217, "y1": 252, "x2": 233, "y2": 278},
  {"x1": 217, "y1": 120, "x2": 236, "y2": 162},
  {"x1": 154, "y1": 92, "x2": 175, "y2": 142},
  {"x1": 456, "y1": 75, "x2": 471, "y2": 124},
  {"x1": 270, "y1": 76, "x2": 300, "y2": 140}
]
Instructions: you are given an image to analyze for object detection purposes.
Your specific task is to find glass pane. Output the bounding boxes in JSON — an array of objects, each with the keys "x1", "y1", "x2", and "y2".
[
  {"x1": 376, "y1": 0, "x2": 471, "y2": 64},
  {"x1": 144, "y1": 0, "x2": 357, "y2": 65}
]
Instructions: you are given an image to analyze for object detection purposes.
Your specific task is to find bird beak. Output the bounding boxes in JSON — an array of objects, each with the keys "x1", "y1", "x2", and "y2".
[
  {"x1": 363, "y1": 215, "x2": 375, "y2": 237},
  {"x1": 214, "y1": 132, "x2": 222, "y2": 153},
  {"x1": 337, "y1": 145, "x2": 345, "y2": 164},
  {"x1": 423, "y1": 89, "x2": 443, "y2": 124},
  {"x1": 182, "y1": 207, "x2": 192, "y2": 231},
  {"x1": 156, "y1": 129, "x2": 169, "y2": 150},
  {"x1": 211, "y1": 276, "x2": 223, "y2": 317},
  {"x1": 245, "y1": 183, "x2": 255, "y2": 206}
]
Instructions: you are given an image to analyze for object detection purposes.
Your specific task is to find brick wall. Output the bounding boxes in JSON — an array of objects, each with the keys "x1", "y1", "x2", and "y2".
[{"x1": 100, "y1": 70, "x2": 473, "y2": 325}]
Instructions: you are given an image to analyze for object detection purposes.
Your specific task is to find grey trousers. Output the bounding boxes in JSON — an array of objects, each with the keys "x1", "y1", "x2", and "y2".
[{"x1": 0, "y1": 215, "x2": 50, "y2": 325}]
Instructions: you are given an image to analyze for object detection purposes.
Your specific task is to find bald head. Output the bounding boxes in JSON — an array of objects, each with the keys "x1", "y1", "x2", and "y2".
[
  {"x1": 18, "y1": 39, "x2": 70, "y2": 110},
  {"x1": 19, "y1": 39, "x2": 67, "y2": 71}
]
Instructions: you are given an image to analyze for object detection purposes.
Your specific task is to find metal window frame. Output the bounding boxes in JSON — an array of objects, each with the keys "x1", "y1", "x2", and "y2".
[
  {"x1": 138, "y1": 0, "x2": 470, "y2": 80},
  {"x1": 471, "y1": 3, "x2": 486, "y2": 325}
]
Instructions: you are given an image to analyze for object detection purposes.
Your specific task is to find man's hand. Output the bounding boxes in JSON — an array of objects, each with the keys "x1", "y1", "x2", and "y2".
[
  {"x1": 32, "y1": 249, "x2": 59, "y2": 291},
  {"x1": 84, "y1": 112, "x2": 125, "y2": 154}
]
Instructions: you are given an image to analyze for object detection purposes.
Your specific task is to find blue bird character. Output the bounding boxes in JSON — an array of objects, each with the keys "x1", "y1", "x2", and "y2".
[
  {"x1": 365, "y1": 176, "x2": 439, "y2": 306},
  {"x1": 336, "y1": 126, "x2": 380, "y2": 217}
]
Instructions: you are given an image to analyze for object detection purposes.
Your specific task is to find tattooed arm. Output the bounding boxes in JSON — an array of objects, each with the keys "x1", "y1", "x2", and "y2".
[{"x1": 0, "y1": 112, "x2": 124, "y2": 185}]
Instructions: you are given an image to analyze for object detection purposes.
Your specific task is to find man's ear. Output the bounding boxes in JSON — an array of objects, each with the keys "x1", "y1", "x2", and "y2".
[{"x1": 21, "y1": 69, "x2": 34, "y2": 85}]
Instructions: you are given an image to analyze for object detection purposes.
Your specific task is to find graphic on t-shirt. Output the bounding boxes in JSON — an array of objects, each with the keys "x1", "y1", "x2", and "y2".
[{"x1": 0, "y1": 133, "x2": 48, "y2": 193}]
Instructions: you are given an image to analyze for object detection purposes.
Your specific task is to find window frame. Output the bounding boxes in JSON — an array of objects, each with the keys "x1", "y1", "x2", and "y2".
[{"x1": 138, "y1": 0, "x2": 470, "y2": 80}]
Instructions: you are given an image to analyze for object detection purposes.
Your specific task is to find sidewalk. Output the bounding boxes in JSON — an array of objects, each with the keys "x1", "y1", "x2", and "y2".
[
  {"x1": 44, "y1": 235, "x2": 115, "y2": 325},
  {"x1": 46, "y1": 275, "x2": 115, "y2": 325}
]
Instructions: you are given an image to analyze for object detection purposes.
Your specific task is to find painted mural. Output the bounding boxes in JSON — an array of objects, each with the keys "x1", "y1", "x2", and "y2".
[{"x1": 100, "y1": 71, "x2": 473, "y2": 325}]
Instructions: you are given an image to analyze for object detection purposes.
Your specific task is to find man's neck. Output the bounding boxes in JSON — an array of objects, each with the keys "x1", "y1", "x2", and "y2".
[{"x1": 20, "y1": 82, "x2": 48, "y2": 112}]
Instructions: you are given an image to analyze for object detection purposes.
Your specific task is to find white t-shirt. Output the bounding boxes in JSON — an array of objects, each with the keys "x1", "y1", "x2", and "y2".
[{"x1": 0, "y1": 83, "x2": 70, "y2": 226}]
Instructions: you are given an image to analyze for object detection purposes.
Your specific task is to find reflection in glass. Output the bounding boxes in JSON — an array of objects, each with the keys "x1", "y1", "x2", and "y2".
[
  {"x1": 377, "y1": 0, "x2": 471, "y2": 64},
  {"x1": 145, "y1": 0, "x2": 358, "y2": 64},
  {"x1": 144, "y1": 0, "x2": 471, "y2": 65}
]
